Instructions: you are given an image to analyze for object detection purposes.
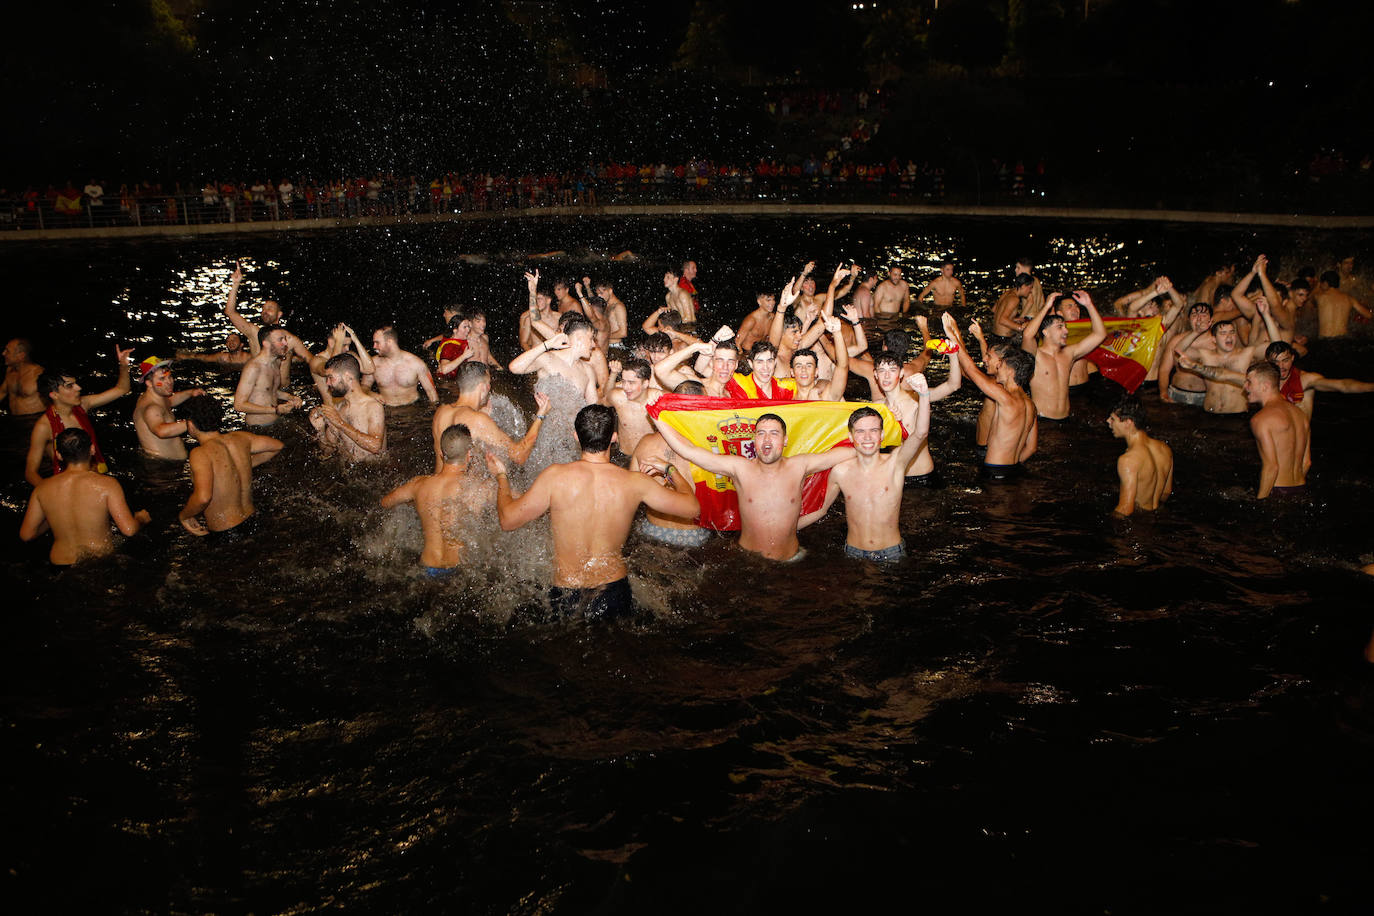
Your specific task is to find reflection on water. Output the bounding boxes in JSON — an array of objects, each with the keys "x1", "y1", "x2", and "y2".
[{"x1": 2, "y1": 219, "x2": 1373, "y2": 912}]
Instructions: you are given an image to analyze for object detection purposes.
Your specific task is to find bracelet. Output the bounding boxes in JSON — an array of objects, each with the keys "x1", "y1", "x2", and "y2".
[{"x1": 536, "y1": 414, "x2": 547, "y2": 420}]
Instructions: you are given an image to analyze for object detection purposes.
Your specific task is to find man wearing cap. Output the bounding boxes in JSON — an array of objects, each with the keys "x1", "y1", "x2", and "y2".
[{"x1": 133, "y1": 356, "x2": 206, "y2": 460}]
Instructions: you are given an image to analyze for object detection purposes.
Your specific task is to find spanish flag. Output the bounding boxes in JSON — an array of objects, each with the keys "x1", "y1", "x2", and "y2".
[
  {"x1": 646, "y1": 394, "x2": 905, "y2": 531},
  {"x1": 1066, "y1": 315, "x2": 1164, "y2": 393}
]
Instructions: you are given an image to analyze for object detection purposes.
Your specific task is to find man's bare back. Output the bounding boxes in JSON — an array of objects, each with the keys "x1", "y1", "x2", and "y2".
[{"x1": 21, "y1": 468, "x2": 147, "y2": 564}]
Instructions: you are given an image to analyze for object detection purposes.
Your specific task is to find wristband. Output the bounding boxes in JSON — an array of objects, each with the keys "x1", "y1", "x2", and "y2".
[{"x1": 536, "y1": 414, "x2": 547, "y2": 420}]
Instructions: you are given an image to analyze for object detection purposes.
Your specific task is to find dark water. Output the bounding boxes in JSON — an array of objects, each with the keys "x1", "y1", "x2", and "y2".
[{"x1": 3, "y1": 218, "x2": 1374, "y2": 913}]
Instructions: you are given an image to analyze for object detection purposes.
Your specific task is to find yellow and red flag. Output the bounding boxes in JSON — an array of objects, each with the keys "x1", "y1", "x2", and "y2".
[
  {"x1": 1065, "y1": 316, "x2": 1164, "y2": 393},
  {"x1": 646, "y1": 394, "x2": 904, "y2": 531}
]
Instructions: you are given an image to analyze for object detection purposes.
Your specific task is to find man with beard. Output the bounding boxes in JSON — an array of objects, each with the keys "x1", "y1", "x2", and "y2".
[
  {"x1": 309, "y1": 353, "x2": 386, "y2": 461},
  {"x1": 223, "y1": 263, "x2": 312, "y2": 387},
  {"x1": 235, "y1": 326, "x2": 303, "y2": 427},
  {"x1": 4, "y1": 338, "x2": 45, "y2": 414},
  {"x1": 370, "y1": 324, "x2": 437, "y2": 406},
  {"x1": 176, "y1": 331, "x2": 251, "y2": 367}
]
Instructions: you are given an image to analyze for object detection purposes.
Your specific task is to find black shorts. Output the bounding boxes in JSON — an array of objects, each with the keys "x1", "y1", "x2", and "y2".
[
  {"x1": 980, "y1": 462, "x2": 1024, "y2": 481},
  {"x1": 904, "y1": 470, "x2": 944, "y2": 489},
  {"x1": 548, "y1": 577, "x2": 634, "y2": 621}
]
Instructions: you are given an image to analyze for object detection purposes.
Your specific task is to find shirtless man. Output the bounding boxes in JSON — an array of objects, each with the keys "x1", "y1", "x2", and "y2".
[
  {"x1": 508, "y1": 314, "x2": 599, "y2": 406},
  {"x1": 26, "y1": 347, "x2": 133, "y2": 487},
  {"x1": 798, "y1": 383, "x2": 930, "y2": 561},
  {"x1": 1311, "y1": 271, "x2": 1372, "y2": 338},
  {"x1": 663, "y1": 268, "x2": 695, "y2": 324},
  {"x1": 944, "y1": 312, "x2": 1037, "y2": 477},
  {"x1": 176, "y1": 332, "x2": 251, "y2": 367},
  {"x1": 463, "y1": 310, "x2": 501, "y2": 368},
  {"x1": 873, "y1": 348, "x2": 961, "y2": 486},
  {"x1": 382, "y1": 423, "x2": 490, "y2": 576},
  {"x1": 727, "y1": 341, "x2": 799, "y2": 400},
  {"x1": 4, "y1": 338, "x2": 45, "y2": 414},
  {"x1": 593, "y1": 281, "x2": 629, "y2": 346},
  {"x1": 1190, "y1": 263, "x2": 1236, "y2": 312},
  {"x1": 309, "y1": 323, "x2": 375, "y2": 401},
  {"x1": 1107, "y1": 397, "x2": 1173, "y2": 517},
  {"x1": 1178, "y1": 300, "x2": 1280, "y2": 415},
  {"x1": 177, "y1": 394, "x2": 282, "y2": 536},
  {"x1": 552, "y1": 279, "x2": 583, "y2": 318},
  {"x1": 850, "y1": 269, "x2": 879, "y2": 319},
  {"x1": 20, "y1": 428, "x2": 150, "y2": 565},
  {"x1": 1245, "y1": 360, "x2": 1310, "y2": 499},
  {"x1": 234, "y1": 326, "x2": 303, "y2": 427},
  {"x1": 656, "y1": 411, "x2": 857, "y2": 560},
  {"x1": 913, "y1": 260, "x2": 967, "y2": 311},
  {"x1": 1265, "y1": 341, "x2": 1374, "y2": 418},
  {"x1": 603, "y1": 357, "x2": 659, "y2": 455},
  {"x1": 736, "y1": 290, "x2": 778, "y2": 353},
  {"x1": 654, "y1": 338, "x2": 738, "y2": 396},
  {"x1": 1021, "y1": 291, "x2": 1106, "y2": 420},
  {"x1": 519, "y1": 270, "x2": 554, "y2": 352},
  {"x1": 992, "y1": 275, "x2": 1033, "y2": 337},
  {"x1": 431, "y1": 362, "x2": 547, "y2": 472},
  {"x1": 1014, "y1": 257, "x2": 1046, "y2": 318},
  {"x1": 133, "y1": 356, "x2": 206, "y2": 460},
  {"x1": 1158, "y1": 303, "x2": 1214, "y2": 406},
  {"x1": 789, "y1": 318, "x2": 850, "y2": 401},
  {"x1": 489, "y1": 404, "x2": 700, "y2": 619},
  {"x1": 309, "y1": 353, "x2": 386, "y2": 461},
  {"x1": 370, "y1": 325, "x2": 438, "y2": 406},
  {"x1": 223, "y1": 263, "x2": 312, "y2": 387},
  {"x1": 873, "y1": 266, "x2": 911, "y2": 317}
]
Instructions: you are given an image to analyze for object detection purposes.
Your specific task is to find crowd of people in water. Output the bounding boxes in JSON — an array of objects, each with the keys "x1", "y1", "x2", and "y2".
[{"x1": 6, "y1": 247, "x2": 1374, "y2": 638}]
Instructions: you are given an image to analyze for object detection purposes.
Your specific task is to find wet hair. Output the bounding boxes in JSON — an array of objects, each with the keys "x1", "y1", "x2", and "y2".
[
  {"x1": 748, "y1": 340, "x2": 778, "y2": 362},
  {"x1": 1246, "y1": 360, "x2": 1279, "y2": 388},
  {"x1": 455, "y1": 360, "x2": 490, "y2": 392},
  {"x1": 258, "y1": 323, "x2": 284, "y2": 346},
  {"x1": 375, "y1": 325, "x2": 399, "y2": 344},
  {"x1": 181, "y1": 393, "x2": 224, "y2": 433},
  {"x1": 226, "y1": 332, "x2": 245, "y2": 348},
  {"x1": 1013, "y1": 274, "x2": 1034, "y2": 290},
  {"x1": 1002, "y1": 349, "x2": 1035, "y2": 390},
  {"x1": 658, "y1": 310, "x2": 684, "y2": 330},
  {"x1": 941, "y1": 259, "x2": 955, "y2": 268},
  {"x1": 874, "y1": 351, "x2": 903, "y2": 371},
  {"x1": 847, "y1": 405, "x2": 883, "y2": 434},
  {"x1": 439, "y1": 423, "x2": 472, "y2": 462},
  {"x1": 882, "y1": 330, "x2": 910, "y2": 362},
  {"x1": 712, "y1": 339, "x2": 740, "y2": 358},
  {"x1": 1265, "y1": 341, "x2": 1298, "y2": 362},
  {"x1": 622, "y1": 358, "x2": 652, "y2": 382},
  {"x1": 574, "y1": 404, "x2": 617, "y2": 452},
  {"x1": 324, "y1": 352, "x2": 362, "y2": 379},
  {"x1": 561, "y1": 314, "x2": 595, "y2": 338},
  {"x1": 1210, "y1": 320, "x2": 1236, "y2": 337},
  {"x1": 448, "y1": 313, "x2": 469, "y2": 331},
  {"x1": 1289, "y1": 278, "x2": 1310, "y2": 292},
  {"x1": 1320, "y1": 270, "x2": 1340, "y2": 288},
  {"x1": 594, "y1": 280, "x2": 613, "y2": 292},
  {"x1": 466, "y1": 307, "x2": 486, "y2": 321},
  {"x1": 674, "y1": 379, "x2": 706, "y2": 395},
  {"x1": 790, "y1": 347, "x2": 817, "y2": 368},
  {"x1": 1189, "y1": 302, "x2": 1213, "y2": 318},
  {"x1": 38, "y1": 369, "x2": 74, "y2": 398},
  {"x1": 781, "y1": 313, "x2": 803, "y2": 333},
  {"x1": 55, "y1": 428, "x2": 92, "y2": 466},
  {"x1": 664, "y1": 266, "x2": 680, "y2": 280},
  {"x1": 988, "y1": 338, "x2": 1018, "y2": 358},
  {"x1": 1111, "y1": 396, "x2": 1147, "y2": 430},
  {"x1": 643, "y1": 332, "x2": 671, "y2": 352},
  {"x1": 756, "y1": 413, "x2": 787, "y2": 437},
  {"x1": 1212, "y1": 284, "x2": 1234, "y2": 307},
  {"x1": 756, "y1": 289, "x2": 776, "y2": 301},
  {"x1": 1039, "y1": 314, "x2": 1067, "y2": 338}
]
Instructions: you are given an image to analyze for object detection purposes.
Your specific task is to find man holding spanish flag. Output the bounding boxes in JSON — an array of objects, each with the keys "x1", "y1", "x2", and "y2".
[{"x1": 726, "y1": 340, "x2": 799, "y2": 400}]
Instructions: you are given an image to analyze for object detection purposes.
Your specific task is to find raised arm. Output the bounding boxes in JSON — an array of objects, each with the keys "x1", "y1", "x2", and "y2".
[
  {"x1": 81, "y1": 346, "x2": 134, "y2": 410},
  {"x1": 821, "y1": 317, "x2": 849, "y2": 400},
  {"x1": 655, "y1": 416, "x2": 748, "y2": 477},
  {"x1": 509, "y1": 333, "x2": 565, "y2": 375},
  {"x1": 653, "y1": 340, "x2": 711, "y2": 389},
  {"x1": 945, "y1": 313, "x2": 1012, "y2": 406},
  {"x1": 926, "y1": 336, "x2": 963, "y2": 401},
  {"x1": 1068, "y1": 291, "x2": 1107, "y2": 359},
  {"x1": 1174, "y1": 352, "x2": 1244, "y2": 387},
  {"x1": 1022, "y1": 292, "x2": 1060, "y2": 354},
  {"x1": 893, "y1": 373, "x2": 931, "y2": 465},
  {"x1": 223, "y1": 264, "x2": 258, "y2": 350},
  {"x1": 641, "y1": 305, "x2": 669, "y2": 335},
  {"x1": 342, "y1": 325, "x2": 376, "y2": 375}
]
